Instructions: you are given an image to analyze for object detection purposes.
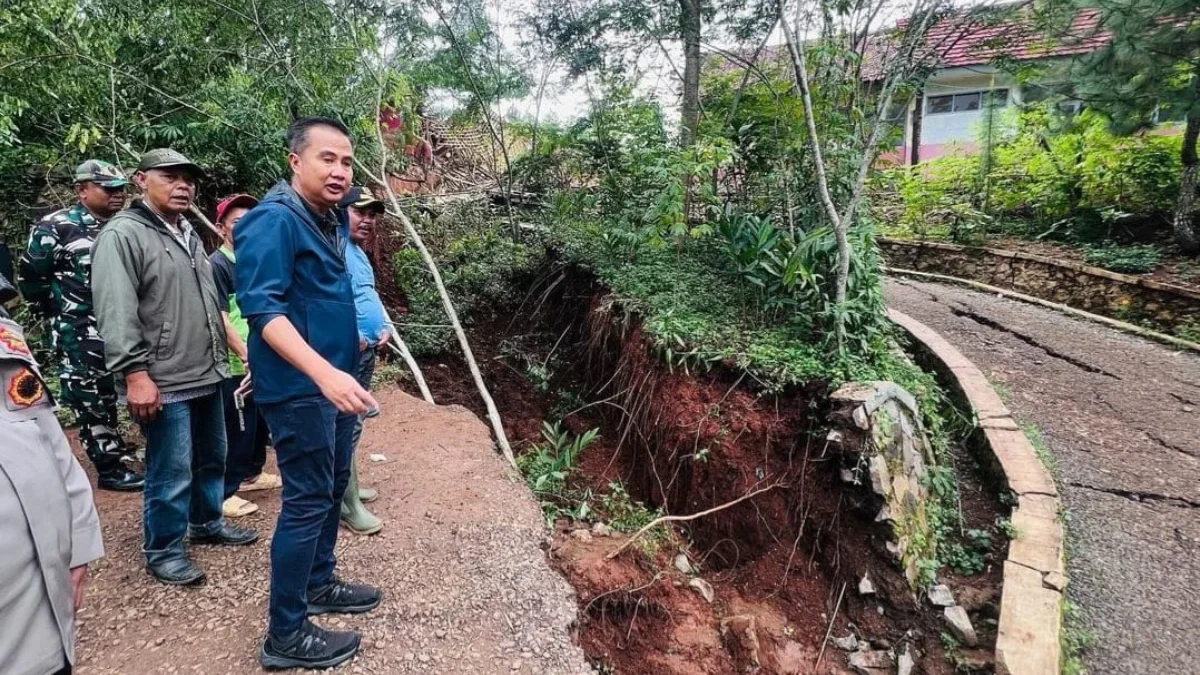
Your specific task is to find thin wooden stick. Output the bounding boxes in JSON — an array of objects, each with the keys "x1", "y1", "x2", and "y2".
[
  {"x1": 358, "y1": 85, "x2": 515, "y2": 468},
  {"x1": 815, "y1": 581, "x2": 848, "y2": 668},
  {"x1": 606, "y1": 483, "x2": 783, "y2": 560},
  {"x1": 382, "y1": 307, "x2": 434, "y2": 404}
]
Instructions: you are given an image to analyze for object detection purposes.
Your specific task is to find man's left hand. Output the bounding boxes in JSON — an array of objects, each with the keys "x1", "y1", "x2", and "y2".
[
  {"x1": 377, "y1": 329, "x2": 391, "y2": 349},
  {"x1": 70, "y1": 565, "x2": 88, "y2": 611}
]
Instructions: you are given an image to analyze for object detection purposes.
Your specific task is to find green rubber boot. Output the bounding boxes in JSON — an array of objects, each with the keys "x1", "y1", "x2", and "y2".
[{"x1": 340, "y1": 454, "x2": 383, "y2": 535}]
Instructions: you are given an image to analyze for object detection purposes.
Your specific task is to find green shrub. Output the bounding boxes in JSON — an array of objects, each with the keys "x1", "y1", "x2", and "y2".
[
  {"x1": 877, "y1": 105, "x2": 1182, "y2": 245},
  {"x1": 517, "y1": 421, "x2": 600, "y2": 525},
  {"x1": 1082, "y1": 242, "x2": 1162, "y2": 273},
  {"x1": 391, "y1": 205, "x2": 547, "y2": 356}
]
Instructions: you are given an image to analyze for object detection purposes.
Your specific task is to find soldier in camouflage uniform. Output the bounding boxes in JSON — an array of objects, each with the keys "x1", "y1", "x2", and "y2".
[{"x1": 18, "y1": 159, "x2": 145, "y2": 491}]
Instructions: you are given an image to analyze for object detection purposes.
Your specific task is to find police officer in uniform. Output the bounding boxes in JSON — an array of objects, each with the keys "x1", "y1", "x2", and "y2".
[
  {"x1": 0, "y1": 262, "x2": 105, "y2": 675},
  {"x1": 19, "y1": 159, "x2": 144, "y2": 491}
]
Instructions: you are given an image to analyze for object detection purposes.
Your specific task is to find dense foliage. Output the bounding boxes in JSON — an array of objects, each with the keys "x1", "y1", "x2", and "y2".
[
  {"x1": 877, "y1": 105, "x2": 1183, "y2": 249},
  {"x1": 1035, "y1": 0, "x2": 1200, "y2": 252}
]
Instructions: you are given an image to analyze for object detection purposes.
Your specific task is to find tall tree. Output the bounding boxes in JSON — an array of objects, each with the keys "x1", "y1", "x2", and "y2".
[
  {"x1": 530, "y1": 0, "x2": 731, "y2": 148},
  {"x1": 776, "y1": 0, "x2": 967, "y2": 350},
  {"x1": 679, "y1": 0, "x2": 703, "y2": 147},
  {"x1": 1040, "y1": 0, "x2": 1200, "y2": 253}
]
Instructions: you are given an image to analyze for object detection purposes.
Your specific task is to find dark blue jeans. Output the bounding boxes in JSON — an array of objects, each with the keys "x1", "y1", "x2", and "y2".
[
  {"x1": 141, "y1": 391, "x2": 227, "y2": 566},
  {"x1": 219, "y1": 377, "x2": 270, "y2": 499},
  {"x1": 350, "y1": 348, "x2": 377, "y2": 449},
  {"x1": 259, "y1": 394, "x2": 356, "y2": 636}
]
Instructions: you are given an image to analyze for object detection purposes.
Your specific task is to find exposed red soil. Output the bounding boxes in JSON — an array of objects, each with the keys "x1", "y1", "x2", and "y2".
[{"x1": 394, "y1": 268, "x2": 1005, "y2": 675}]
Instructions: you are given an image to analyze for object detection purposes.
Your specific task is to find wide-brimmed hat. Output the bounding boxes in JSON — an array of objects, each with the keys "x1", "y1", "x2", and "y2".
[{"x1": 215, "y1": 193, "x2": 259, "y2": 224}]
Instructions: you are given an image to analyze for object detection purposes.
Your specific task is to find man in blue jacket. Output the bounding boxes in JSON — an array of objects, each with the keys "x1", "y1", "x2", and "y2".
[{"x1": 235, "y1": 117, "x2": 381, "y2": 670}]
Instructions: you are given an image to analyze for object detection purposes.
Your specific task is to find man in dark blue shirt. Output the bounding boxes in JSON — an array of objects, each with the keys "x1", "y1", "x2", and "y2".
[{"x1": 235, "y1": 117, "x2": 381, "y2": 670}]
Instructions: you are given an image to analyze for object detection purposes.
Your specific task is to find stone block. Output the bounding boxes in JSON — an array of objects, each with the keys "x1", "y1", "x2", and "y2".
[
  {"x1": 943, "y1": 606, "x2": 978, "y2": 646},
  {"x1": 983, "y1": 428, "x2": 1058, "y2": 497},
  {"x1": 995, "y1": 561, "x2": 1062, "y2": 675},
  {"x1": 868, "y1": 455, "x2": 891, "y2": 497},
  {"x1": 1008, "y1": 499, "x2": 1065, "y2": 577}
]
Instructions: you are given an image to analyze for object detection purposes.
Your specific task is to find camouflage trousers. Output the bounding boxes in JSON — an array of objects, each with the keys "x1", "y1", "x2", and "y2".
[{"x1": 58, "y1": 337, "x2": 130, "y2": 474}]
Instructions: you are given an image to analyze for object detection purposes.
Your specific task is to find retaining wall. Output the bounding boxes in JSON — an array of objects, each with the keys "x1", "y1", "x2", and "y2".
[{"x1": 879, "y1": 238, "x2": 1200, "y2": 333}]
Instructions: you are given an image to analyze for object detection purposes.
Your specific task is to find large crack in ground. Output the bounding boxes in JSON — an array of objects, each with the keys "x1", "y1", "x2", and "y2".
[
  {"x1": 1144, "y1": 431, "x2": 1199, "y2": 459},
  {"x1": 948, "y1": 307, "x2": 1123, "y2": 379},
  {"x1": 1066, "y1": 481, "x2": 1200, "y2": 509}
]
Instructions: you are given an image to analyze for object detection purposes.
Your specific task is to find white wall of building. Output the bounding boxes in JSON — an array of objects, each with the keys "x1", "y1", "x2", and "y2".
[{"x1": 920, "y1": 68, "x2": 1018, "y2": 148}]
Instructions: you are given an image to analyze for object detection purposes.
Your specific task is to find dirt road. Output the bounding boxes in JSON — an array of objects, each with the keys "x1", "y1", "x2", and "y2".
[
  {"x1": 887, "y1": 277, "x2": 1200, "y2": 675},
  {"x1": 74, "y1": 389, "x2": 593, "y2": 675}
]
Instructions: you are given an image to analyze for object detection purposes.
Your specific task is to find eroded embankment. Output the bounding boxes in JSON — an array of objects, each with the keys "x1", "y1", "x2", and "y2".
[{"x1": 401, "y1": 268, "x2": 1005, "y2": 675}]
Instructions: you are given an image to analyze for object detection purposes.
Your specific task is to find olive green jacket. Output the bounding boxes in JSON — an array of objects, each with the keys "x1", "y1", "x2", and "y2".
[{"x1": 91, "y1": 201, "x2": 229, "y2": 395}]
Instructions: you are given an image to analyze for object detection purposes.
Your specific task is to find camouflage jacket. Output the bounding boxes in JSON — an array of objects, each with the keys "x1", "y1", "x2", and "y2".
[{"x1": 18, "y1": 203, "x2": 107, "y2": 343}]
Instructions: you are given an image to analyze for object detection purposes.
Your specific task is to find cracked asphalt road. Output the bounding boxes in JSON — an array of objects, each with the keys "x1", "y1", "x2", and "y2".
[{"x1": 887, "y1": 277, "x2": 1200, "y2": 675}]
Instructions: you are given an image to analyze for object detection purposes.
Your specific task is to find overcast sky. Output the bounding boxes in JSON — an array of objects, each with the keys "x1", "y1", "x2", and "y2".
[{"x1": 423, "y1": 0, "x2": 998, "y2": 125}]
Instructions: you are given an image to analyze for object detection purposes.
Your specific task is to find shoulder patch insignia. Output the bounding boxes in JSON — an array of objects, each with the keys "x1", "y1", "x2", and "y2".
[
  {"x1": 0, "y1": 326, "x2": 32, "y2": 357},
  {"x1": 6, "y1": 367, "x2": 47, "y2": 409}
]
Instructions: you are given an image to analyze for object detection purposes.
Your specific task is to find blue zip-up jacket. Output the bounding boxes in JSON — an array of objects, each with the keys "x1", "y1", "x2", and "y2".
[{"x1": 234, "y1": 181, "x2": 358, "y2": 404}]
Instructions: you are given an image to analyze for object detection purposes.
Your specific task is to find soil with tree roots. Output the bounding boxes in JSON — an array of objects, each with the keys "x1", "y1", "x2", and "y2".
[{"x1": 398, "y1": 267, "x2": 1006, "y2": 675}]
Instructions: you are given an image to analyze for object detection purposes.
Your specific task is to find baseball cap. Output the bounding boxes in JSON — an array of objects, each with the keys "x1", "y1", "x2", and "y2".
[
  {"x1": 215, "y1": 194, "x2": 259, "y2": 224},
  {"x1": 73, "y1": 159, "x2": 129, "y2": 187},
  {"x1": 136, "y1": 148, "x2": 204, "y2": 176},
  {"x1": 338, "y1": 186, "x2": 385, "y2": 212}
]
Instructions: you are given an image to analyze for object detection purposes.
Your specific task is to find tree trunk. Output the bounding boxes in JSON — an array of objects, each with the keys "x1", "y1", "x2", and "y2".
[
  {"x1": 1174, "y1": 112, "x2": 1200, "y2": 254},
  {"x1": 679, "y1": 0, "x2": 702, "y2": 148},
  {"x1": 909, "y1": 87, "x2": 923, "y2": 166}
]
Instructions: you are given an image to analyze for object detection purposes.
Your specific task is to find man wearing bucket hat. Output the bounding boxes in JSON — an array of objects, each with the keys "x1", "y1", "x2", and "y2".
[
  {"x1": 18, "y1": 159, "x2": 145, "y2": 492},
  {"x1": 93, "y1": 149, "x2": 258, "y2": 586}
]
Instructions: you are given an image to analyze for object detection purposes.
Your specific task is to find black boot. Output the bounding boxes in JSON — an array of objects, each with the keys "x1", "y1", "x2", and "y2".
[
  {"x1": 188, "y1": 522, "x2": 259, "y2": 546},
  {"x1": 260, "y1": 619, "x2": 361, "y2": 670},
  {"x1": 307, "y1": 576, "x2": 383, "y2": 615},
  {"x1": 147, "y1": 557, "x2": 205, "y2": 586},
  {"x1": 97, "y1": 469, "x2": 144, "y2": 492}
]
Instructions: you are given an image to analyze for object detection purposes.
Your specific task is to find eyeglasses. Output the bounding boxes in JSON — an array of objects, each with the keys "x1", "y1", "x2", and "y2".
[{"x1": 98, "y1": 185, "x2": 127, "y2": 194}]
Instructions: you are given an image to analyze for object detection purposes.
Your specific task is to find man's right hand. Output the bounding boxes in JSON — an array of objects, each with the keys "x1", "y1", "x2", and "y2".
[
  {"x1": 316, "y1": 368, "x2": 377, "y2": 415},
  {"x1": 126, "y1": 371, "x2": 162, "y2": 423}
]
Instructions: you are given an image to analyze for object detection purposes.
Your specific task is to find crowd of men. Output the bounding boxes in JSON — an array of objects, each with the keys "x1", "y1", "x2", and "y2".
[{"x1": 1, "y1": 116, "x2": 399, "y2": 673}]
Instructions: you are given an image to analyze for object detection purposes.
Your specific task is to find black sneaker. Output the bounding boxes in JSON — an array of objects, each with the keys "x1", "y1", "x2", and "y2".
[
  {"x1": 147, "y1": 557, "x2": 205, "y2": 586},
  {"x1": 97, "y1": 469, "x2": 145, "y2": 492},
  {"x1": 307, "y1": 576, "x2": 382, "y2": 615},
  {"x1": 260, "y1": 619, "x2": 361, "y2": 670},
  {"x1": 188, "y1": 522, "x2": 259, "y2": 546}
]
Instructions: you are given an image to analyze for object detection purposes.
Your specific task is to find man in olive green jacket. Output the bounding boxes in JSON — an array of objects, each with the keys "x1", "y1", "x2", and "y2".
[{"x1": 92, "y1": 148, "x2": 258, "y2": 586}]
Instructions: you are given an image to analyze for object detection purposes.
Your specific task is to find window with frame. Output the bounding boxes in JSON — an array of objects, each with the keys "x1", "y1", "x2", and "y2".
[{"x1": 925, "y1": 89, "x2": 1009, "y2": 115}]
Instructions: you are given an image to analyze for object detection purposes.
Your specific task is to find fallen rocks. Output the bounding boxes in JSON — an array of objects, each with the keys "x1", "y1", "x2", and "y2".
[
  {"x1": 943, "y1": 605, "x2": 979, "y2": 646},
  {"x1": 897, "y1": 647, "x2": 915, "y2": 675},
  {"x1": 858, "y1": 573, "x2": 876, "y2": 596},
  {"x1": 926, "y1": 584, "x2": 955, "y2": 607},
  {"x1": 847, "y1": 649, "x2": 892, "y2": 675},
  {"x1": 688, "y1": 577, "x2": 714, "y2": 604},
  {"x1": 832, "y1": 634, "x2": 859, "y2": 651},
  {"x1": 673, "y1": 553, "x2": 694, "y2": 576}
]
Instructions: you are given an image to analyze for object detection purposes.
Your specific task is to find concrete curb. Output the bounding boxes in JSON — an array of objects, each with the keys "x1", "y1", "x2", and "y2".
[{"x1": 888, "y1": 308, "x2": 1065, "y2": 675}]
